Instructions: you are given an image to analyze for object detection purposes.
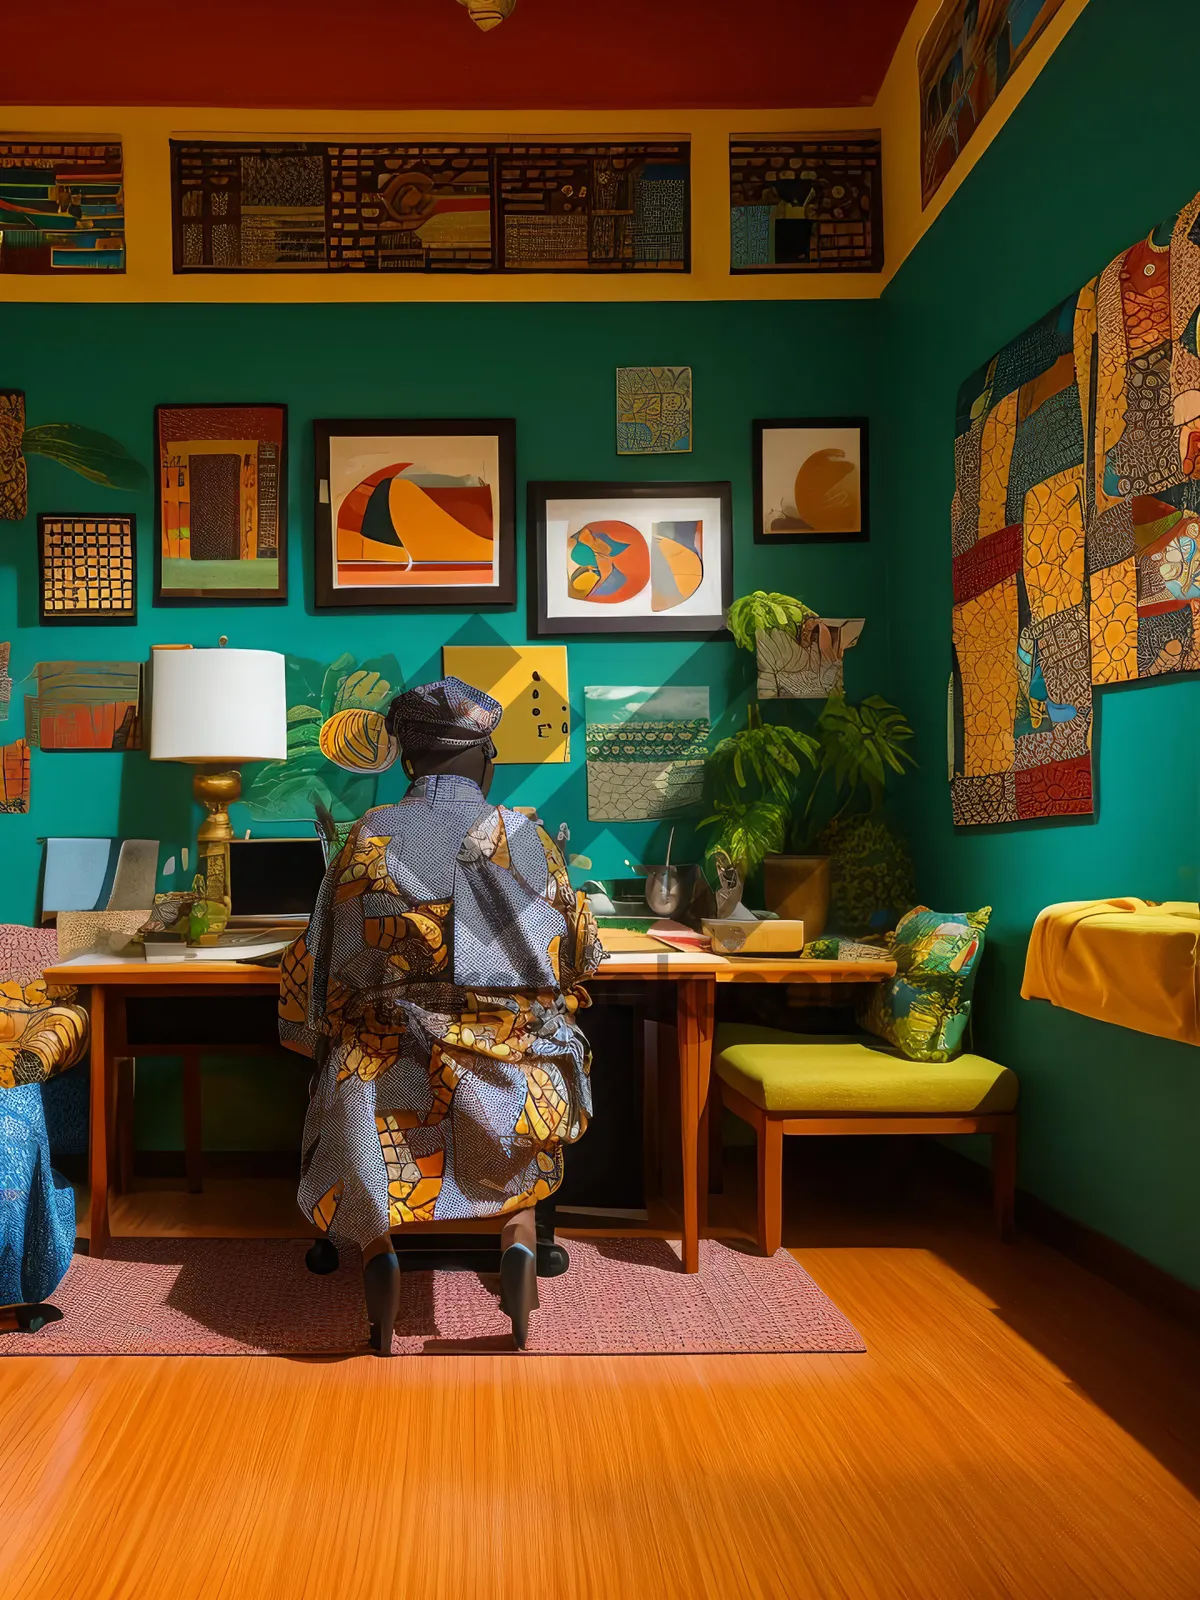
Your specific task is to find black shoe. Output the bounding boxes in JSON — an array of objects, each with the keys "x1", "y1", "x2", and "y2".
[
  {"x1": 1, "y1": 1302, "x2": 64, "y2": 1334},
  {"x1": 305, "y1": 1238, "x2": 340, "y2": 1275},
  {"x1": 363, "y1": 1251, "x2": 401, "y2": 1356},
  {"x1": 498, "y1": 1244, "x2": 539, "y2": 1350}
]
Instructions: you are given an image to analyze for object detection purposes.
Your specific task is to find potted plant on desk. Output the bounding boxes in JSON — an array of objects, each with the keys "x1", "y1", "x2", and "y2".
[{"x1": 701, "y1": 591, "x2": 916, "y2": 940}]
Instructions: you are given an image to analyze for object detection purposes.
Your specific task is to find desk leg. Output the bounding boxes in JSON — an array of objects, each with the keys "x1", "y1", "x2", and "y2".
[
  {"x1": 677, "y1": 977, "x2": 715, "y2": 1274},
  {"x1": 87, "y1": 986, "x2": 111, "y2": 1260}
]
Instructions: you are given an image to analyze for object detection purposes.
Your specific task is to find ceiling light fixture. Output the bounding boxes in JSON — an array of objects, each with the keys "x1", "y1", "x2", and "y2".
[{"x1": 457, "y1": 0, "x2": 516, "y2": 31}]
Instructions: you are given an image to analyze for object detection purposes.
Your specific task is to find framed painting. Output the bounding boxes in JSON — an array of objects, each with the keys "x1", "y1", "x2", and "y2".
[
  {"x1": 38, "y1": 514, "x2": 136, "y2": 624},
  {"x1": 155, "y1": 403, "x2": 287, "y2": 603},
  {"x1": 313, "y1": 419, "x2": 516, "y2": 609},
  {"x1": 528, "y1": 481, "x2": 732, "y2": 638},
  {"x1": 753, "y1": 418, "x2": 869, "y2": 544}
]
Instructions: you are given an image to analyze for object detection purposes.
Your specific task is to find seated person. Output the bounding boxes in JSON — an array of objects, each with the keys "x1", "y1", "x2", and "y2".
[{"x1": 280, "y1": 677, "x2": 601, "y2": 1352}]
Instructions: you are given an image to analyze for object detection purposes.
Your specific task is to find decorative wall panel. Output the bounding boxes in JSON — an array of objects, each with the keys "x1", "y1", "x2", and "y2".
[
  {"x1": 171, "y1": 140, "x2": 690, "y2": 274},
  {"x1": 729, "y1": 134, "x2": 881, "y2": 273},
  {"x1": 0, "y1": 140, "x2": 125, "y2": 274},
  {"x1": 950, "y1": 189, "x2": 1200, "y2": 825}
]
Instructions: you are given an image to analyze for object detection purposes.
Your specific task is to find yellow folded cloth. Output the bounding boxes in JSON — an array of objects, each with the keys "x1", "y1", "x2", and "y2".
[{"x1": 1021, "y1": 898, "x2": 1200, "y2": 1045}]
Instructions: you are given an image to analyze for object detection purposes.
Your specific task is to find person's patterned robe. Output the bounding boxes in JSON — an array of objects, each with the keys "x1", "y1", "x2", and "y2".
[{"x1": 279, "y1": 773, "x2": 602, "y2": 1248}]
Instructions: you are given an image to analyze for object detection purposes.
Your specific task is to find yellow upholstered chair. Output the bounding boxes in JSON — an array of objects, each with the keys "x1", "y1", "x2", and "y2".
[{"x1": 712, "y1": 1023, "x2": 1019, "y2": 1255}]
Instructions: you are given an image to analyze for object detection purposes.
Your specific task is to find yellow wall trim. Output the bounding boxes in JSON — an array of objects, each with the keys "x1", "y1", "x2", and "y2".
[{"x1": 0, "y1": 15, "x2": 1089, "y2": 307}]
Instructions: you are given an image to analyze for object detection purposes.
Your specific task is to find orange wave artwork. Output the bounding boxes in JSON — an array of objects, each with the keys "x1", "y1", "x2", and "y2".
[{"x1": 336, "y1": 463, "x2": 495, "y2": 588}]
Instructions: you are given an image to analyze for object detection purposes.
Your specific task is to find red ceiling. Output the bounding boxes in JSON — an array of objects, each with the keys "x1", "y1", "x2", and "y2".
[{"x1": 2, "y1": 0, "x2": 918, "y2": 110}]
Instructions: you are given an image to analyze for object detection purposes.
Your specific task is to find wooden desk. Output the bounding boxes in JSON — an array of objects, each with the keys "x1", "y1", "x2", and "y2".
[{"x1": 45, "y1": 948, "x2": 894, "y2": 1273}]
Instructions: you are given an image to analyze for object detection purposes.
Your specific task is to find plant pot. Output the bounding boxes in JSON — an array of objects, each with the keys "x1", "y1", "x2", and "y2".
[{"x1": 762, "y1": 855, "x2": 831, "y2": 940}]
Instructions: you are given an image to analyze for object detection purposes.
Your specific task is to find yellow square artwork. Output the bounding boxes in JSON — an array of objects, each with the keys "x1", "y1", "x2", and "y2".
[{"x1": 442, "y1": 645, "x2": 570, "y2": 764}]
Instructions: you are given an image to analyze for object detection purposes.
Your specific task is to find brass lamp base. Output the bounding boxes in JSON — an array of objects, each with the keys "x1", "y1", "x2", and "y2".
[{"x1": 191, "y1": 766, "x2": 242, "y2": 939}]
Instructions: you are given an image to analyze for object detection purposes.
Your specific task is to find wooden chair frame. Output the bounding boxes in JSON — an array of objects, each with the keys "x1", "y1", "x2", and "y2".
[{"x1": 713, "y1": 1077, "x2": 1018, "y2": 1255}]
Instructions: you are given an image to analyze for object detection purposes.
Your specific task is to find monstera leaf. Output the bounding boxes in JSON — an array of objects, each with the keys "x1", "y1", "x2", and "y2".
[
  {"x1": 726, "y1": 590, "x2": 814, "y2": 653},
  {"x1": 700, "y1": 798, "x2": 790, "y2": 876},
  {"x1": 22, "y1": 423, "x2": 149, "y2": 491}
]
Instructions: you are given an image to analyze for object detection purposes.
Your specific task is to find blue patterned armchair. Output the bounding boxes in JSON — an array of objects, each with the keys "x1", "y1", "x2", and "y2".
[{"x1": 0, "y1": 925, "x2": 88, "y2": 1308}]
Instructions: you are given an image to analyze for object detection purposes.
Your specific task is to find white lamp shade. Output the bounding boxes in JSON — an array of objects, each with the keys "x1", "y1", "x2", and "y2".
[{"x1": 150, "y1": 648, "x2": 288, "y2": 764}]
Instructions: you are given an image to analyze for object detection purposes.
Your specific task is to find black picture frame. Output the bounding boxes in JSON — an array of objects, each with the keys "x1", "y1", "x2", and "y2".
[
  {"x1": 752, "y1": 417, "x2": 870, "y2": 544},
  {"x1": 154, "y1": 402, "x2": 289, "y2": 604},
  {"x1": 527, "y1": 480, "x2": 733, "y2": 638},
  {"x1": 313, "y1": 418, "x2": 517, "y2": 610},
  {"x1": 37, "y1": 513, "x2": 137, "y2": 625}
]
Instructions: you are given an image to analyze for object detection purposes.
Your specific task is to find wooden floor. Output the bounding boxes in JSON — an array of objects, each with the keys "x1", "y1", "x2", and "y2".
[{"x1": 3, "y1": 1151, "x2": 1199, "y2": 1600}]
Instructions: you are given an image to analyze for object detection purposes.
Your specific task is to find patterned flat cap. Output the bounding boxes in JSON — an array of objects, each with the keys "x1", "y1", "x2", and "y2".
[{"x1": 384, "y1": 676, "x2": 502, "y2": 754}]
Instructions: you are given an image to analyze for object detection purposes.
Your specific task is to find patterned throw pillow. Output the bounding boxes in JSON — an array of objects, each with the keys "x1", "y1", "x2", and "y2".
[{"x1": 857, "y1": 906, "x2": 991, "y2": 1062}]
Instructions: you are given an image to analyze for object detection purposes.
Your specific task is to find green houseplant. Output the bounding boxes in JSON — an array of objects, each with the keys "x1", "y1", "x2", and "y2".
[{"x1": 701, "y1": 591, "x2": 915, "y2": 937}]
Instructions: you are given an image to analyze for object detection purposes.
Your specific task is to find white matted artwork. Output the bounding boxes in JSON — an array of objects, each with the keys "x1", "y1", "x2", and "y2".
[
  {"x1": 753, "y1": 417, "x2": 869, "y2": 543},
  {"x1": 529, "y1": 481, "x2": 732, "y2": 637},
  {"x1": 757, "y1": 617, "x2": 865, "y2": 699}
]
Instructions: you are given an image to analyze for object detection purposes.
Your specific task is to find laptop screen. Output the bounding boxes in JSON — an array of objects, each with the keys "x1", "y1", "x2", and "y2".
[{"x1": 228, "y1": 838, "x2": 327, "y2": 919}]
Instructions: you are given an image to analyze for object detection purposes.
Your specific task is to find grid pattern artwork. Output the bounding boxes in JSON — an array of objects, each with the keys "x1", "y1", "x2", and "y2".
[
  {"x1": 37, "y1": 515, "x2": 136, "y2": 623},
  {"x1": 950, "y1": 188, "x2": 1200, "y2": 826},
  {"x1": 729, "y1": 134, "x2": 882, "y2": 273},
  {"x1": 0, "y1": 140, "x2": 125, "y2": 274},
  {"x1": 171, "y1": 140, "x2": 690, "y2": 274}
]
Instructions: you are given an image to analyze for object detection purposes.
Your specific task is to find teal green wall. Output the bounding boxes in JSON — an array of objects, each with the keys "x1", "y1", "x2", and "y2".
[
  {"x1": 0, "y1": 299, "x2": 885, "y2": 925},
  {"x1": 880, "y1": 0, "x2": 1200, "y2": 1287},
  {"x1": 1, "y1": 299, "x2": 883, "y2": 1147}
]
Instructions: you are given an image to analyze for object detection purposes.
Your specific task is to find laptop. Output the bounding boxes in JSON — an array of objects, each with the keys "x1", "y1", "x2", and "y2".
[{"x1": 227, "y1": 837, "x2": 327, "y2": 928}]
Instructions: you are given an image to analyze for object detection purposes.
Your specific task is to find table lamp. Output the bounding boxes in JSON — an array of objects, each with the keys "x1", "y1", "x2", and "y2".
[{"x1": 150, "y1": 643, "x2": 287, "y2": 927}]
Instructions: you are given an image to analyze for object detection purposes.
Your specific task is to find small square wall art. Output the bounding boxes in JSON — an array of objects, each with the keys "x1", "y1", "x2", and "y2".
[
  {"x1": 38, "y1": 514, "x2": 136, "y2": 623},
  {"x1": 314, "y1": 419, "x2": 516, "y2": 609},
  {"x1": 616, "y1": 366, "x2": 692, "y2": 454},
  {"x1": 155, "y1": 403, "x2": 287, "y2": 602},
  {"x1": 528, "y1": 481, "x2": 731, "y2": 638},
  {"x1": 754, "y1": 418, "x2": 869, "y2": 542},
  {"x1": 442, "y1": 644, "x2": 570, "y2": 764}
]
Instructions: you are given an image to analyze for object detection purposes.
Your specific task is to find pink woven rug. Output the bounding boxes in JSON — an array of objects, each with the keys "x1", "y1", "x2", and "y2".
[{"x1": 1, "y1": 1237, "x2": 864, "y2": 1357}]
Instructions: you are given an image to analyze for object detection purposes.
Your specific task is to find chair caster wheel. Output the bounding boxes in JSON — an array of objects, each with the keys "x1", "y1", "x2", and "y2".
[
  {"x1": 536, "y1": 1241, "x2": 570, "y2": 1278},
  {"x1": 306, "y1": 1238, "x2": 340, "y2": 1275}
]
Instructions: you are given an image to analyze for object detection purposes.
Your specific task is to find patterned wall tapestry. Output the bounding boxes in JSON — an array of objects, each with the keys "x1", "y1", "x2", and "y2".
[
  {"x1": 171, "y1": 140, "x2": 689, "y2": 274},
  {"x1": 950, "y1": 189, "x2": 1200, "y2": 826}
]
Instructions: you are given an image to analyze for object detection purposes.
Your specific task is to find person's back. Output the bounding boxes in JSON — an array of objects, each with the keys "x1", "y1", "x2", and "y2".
[{"x1": 280, "y1": 677, "x2": 601, "y2": 1351}]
